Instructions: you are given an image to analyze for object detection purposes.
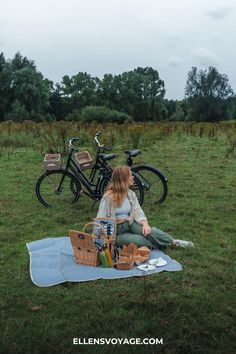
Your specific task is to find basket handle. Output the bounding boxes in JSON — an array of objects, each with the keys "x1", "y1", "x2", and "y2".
[{"x1": 82, "y1": 222, "x2": 106, "y2": 236}]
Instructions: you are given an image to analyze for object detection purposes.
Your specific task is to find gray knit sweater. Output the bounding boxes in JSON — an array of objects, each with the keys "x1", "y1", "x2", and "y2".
[{"x1": 96, "y1": 189, "x2": 148, "y2": 225}]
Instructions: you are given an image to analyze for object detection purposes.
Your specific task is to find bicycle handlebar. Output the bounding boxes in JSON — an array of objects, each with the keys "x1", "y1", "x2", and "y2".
[
  {"x1": 94, "y1": 133, "x2": 111, "y2": 152},
  {"x1": 68, "y1": 137, "x2": 80, "y2": 150},
  {"x1": 94, "y1": 135, "x2": 103, "y2": 148}
]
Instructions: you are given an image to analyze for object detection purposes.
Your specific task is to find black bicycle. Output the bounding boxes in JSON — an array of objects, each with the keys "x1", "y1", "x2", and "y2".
[
  {"x1": 35, "y1": 138, "x2": 144, "y2": 208},
  {"x1": 94, "y1": 132, "x2": 168, "y2": 205}
]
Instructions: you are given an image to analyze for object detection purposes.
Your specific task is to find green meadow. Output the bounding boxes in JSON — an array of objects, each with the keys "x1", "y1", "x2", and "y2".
[{"x1": 0, "y1": 122, "x2": 235, "y2": 354}]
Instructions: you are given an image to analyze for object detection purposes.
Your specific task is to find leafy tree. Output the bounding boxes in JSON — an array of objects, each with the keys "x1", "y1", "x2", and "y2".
[
  {"x1": 227, "y1": 96, "x2": 236, "y2": 120},
  {"x1": 170, "y1": 101, "x2": 186, "y2": 121},
  {"x1": 113, "y1": 67, "x2": 166, "y2": 121},
  {"x1": 164, "y1": 99, "x2": 176, "y2": 119},
  {"x1": 0, "y1": 53, "x2": 5, "y2": 70},
  {"x1": 5, "y1": 100, "x2": 29, "y2": 122},
  {"x1": 164, "y1": 99, "x2": 188, "y2": 121},
  {"x1": 65, "y1": 109, "x2": 81, "y2": 122},
  {"x1": 96, "y1": 74, "x2": 121, "y2": 108},
  {"x1": 185, "y1": 66, "x2": 234, "y2": 121},
  {"x1": 10, "y1": 51, "x2": 36, "y2": 71},
  {"x1": 60, "y1": 72, "x2": 98, "y2": 112},
  {"x1": 0, "y1": 52, "x2": 50, "y2": 121},
  {"x1": 12, "y1": 67, "x2": 50, "y2": 118},
  {"x1": 0, "y1": 53, "x2": 13, "y2": 120},
  {"x1": 94, "y1": 67, "x2": 166, "y2": 121},
  {"x1": 50, "y1": 67, "x2": 166, "y2": 122},
  {"x1": 48, "y1": 83, "x2": 70, "y2": 120}
]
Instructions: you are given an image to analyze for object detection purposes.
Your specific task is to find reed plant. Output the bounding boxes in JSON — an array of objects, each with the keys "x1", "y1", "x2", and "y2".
[{"x1": 0, "y1": 120, "x2": 235, "y2": 158}]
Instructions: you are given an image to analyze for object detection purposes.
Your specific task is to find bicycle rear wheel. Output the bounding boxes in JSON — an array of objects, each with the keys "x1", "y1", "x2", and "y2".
[
  {"x1": 36, "y1": 169, "x2": 82, "y2": 208},
  {"x1": 132, "y1": 165, "x2": 168, "y2": 205},
  {"x1": 99, "y1": 172, "x2": 144, "y2": 206},
  {"x1": 131, "y1": 171, "x2": 144, "y2": 206}
]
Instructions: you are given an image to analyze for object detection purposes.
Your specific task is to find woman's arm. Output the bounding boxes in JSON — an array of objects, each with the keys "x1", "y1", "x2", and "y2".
[
  {"x1": 129, "y1": 190, "x2": 151, "y2": 236},
  {"x1": 96, "y1": 197, "x2": 109, "y2": 218},
  {"x1": 129, "y1": 190, "x2": 148, "y2": 224}
]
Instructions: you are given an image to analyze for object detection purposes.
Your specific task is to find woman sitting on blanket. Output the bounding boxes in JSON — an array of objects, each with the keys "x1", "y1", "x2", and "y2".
[{"x1": 97, "y1": 166, "x2": 194, "y2": 249}]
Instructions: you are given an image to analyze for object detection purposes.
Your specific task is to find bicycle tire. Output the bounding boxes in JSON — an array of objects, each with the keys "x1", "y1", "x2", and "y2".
[
  {"x1": 131, "y1": 164, "x2": 168, "y2": 205},
  {"x1": 36, "y1": 169, "x2": 82, "y2": 208},
  {"x1": 99, "y1": 171, "x2": 144, "y2": 206}
]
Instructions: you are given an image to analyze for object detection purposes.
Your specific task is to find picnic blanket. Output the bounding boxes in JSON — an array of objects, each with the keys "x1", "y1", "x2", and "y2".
[{"x1": 26, "y1": 237, "x2": 182, "y2": 287}]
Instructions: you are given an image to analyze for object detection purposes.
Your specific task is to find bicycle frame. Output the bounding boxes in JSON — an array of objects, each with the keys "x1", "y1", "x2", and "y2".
[
  {"x1": 63, "y1": 147, "x2": 111, "y2": 199},
  {"x1": 126, "y1": 155, "x2": 135, "y2": 167},
  {"x1": 84, "y1": 135, "x2": 114, "y2": 184},
  {"x1": 87, "y1": 154, "x2": 110, "y2": 184}
]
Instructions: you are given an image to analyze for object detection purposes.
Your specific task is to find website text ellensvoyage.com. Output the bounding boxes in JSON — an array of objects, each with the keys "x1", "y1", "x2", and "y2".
[{"x1": 73, "y1": 337, "x2": 164, "y2": 345}]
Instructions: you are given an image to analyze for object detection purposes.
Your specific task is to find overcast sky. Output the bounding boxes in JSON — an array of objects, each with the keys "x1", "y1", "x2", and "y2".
[{"x1": 0, "y1": 0, "x2": 235, "y2": 99}]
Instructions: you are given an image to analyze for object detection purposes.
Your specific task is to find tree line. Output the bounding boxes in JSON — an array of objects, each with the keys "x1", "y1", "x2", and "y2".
[{"x1": 0, "y1": 52, "x2": 235, "y2": 123}]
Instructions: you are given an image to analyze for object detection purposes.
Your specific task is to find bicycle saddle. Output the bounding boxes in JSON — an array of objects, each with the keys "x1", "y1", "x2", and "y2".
[
  {"x1": 97, "y1": 153, "x2": 117, "y2": 161},
  {"x1": 124, "y1": 149, "x2": 141, "y2": 157}
]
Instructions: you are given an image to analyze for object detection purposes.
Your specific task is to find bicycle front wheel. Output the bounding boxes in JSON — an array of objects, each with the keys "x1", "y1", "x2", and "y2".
[
  {"x1": 36, "y1": 169, "x2": 82, "y2": 208},
  {"x1": 132, "y1": 165, "x2": 168, "y2": 205}
]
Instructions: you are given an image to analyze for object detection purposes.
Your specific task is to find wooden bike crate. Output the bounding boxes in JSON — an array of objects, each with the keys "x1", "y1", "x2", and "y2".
[
  {"x1": 74, "y1": 151, "x2": 94, "y2": 170},
  {"x1": 43, "y1": 153, "x2": 61, "y2": 171}
]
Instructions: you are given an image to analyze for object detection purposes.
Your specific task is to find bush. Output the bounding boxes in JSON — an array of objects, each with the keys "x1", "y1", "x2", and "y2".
[
  {"x1": 80, "y1": 106, "x2": 133, "y2": 124},
  {"x1": 65, "y1": 109, "x2": 81, "y2": 122}
]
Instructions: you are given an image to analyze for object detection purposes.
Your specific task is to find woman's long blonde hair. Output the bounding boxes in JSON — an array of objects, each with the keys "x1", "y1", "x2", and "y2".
[{"x1": 105, "y1": 166, "x2": 131, "y2": 207}]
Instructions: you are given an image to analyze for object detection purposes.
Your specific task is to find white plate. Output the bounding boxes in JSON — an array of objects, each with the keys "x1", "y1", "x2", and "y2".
[
  {"x1": 149, "y1": 257, "x2": 167, "y2": 267},
  {"x1": 137, "y1": 264, "x2": 156, "y2": 272}
]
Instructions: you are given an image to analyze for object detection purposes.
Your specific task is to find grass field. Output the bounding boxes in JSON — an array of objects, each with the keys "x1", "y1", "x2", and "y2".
[{"x1": 0, "y1": 122, "x2": 236, "y2": 354}]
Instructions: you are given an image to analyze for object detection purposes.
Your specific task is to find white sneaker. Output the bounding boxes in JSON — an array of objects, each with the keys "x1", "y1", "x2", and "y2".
[{"x1": 174, "y1": 239, "x2": 194, "y2": 248}]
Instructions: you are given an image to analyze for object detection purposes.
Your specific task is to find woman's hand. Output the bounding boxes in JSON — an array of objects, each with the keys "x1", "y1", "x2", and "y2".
[{"x1": 141, "y1": 221, "x2": 151, "y2": 237}]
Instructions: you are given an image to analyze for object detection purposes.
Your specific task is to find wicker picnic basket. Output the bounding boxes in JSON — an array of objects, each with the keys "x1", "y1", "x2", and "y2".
[{"x1": 69, "y1": 222, "x2": 115, "y2": 266}]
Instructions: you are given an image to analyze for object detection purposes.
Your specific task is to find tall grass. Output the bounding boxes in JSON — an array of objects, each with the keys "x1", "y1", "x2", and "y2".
[{"x1": 0, "y1": 121, "x2": 236, "y2": 156}]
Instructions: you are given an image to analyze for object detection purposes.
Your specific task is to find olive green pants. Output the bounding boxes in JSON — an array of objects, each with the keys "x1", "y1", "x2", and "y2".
[{"x1": 116, "y1": 221, "x2": 174, "y2": 249}]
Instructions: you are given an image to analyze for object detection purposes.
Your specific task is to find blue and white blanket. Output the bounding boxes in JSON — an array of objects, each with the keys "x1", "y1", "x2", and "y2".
[{"x1": 26, "y1": 237, "x2": 182, "y2": 287}]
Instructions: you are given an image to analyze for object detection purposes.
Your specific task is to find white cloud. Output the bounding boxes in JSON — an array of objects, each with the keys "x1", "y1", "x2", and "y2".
[
  {"x1": 205, "y1": 5, "x2": 233, "y2": 19},
  {"x1": 1, "y1": 0, "x2": 236, "y2": 99},
  {"x1": 191, "y1": 46, "x2": 219, "y2": 66},
  {"x1": 168, "y1": 56, "x2": 182, "y2": 67}
]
